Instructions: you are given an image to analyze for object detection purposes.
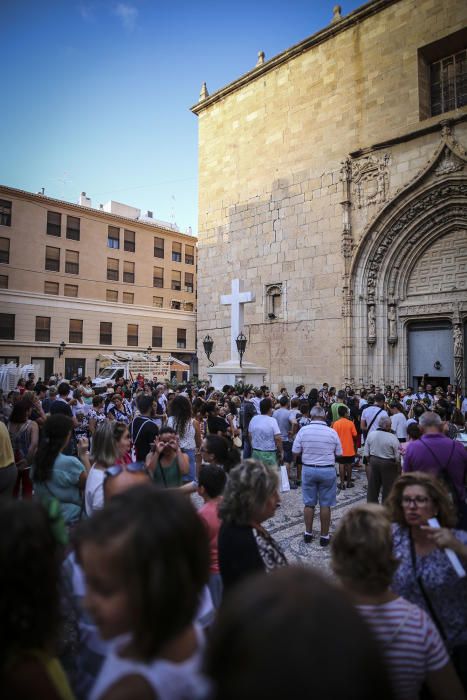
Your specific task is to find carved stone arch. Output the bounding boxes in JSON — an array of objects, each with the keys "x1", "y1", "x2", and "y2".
[{"x1": 347, "y1": 123, "x2": 467, "y2": 387}]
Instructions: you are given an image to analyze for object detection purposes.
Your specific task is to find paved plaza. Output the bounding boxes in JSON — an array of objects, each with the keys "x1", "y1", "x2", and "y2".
[{"x1": 265, "y1": 469, "x2": 367, "y2": 573}]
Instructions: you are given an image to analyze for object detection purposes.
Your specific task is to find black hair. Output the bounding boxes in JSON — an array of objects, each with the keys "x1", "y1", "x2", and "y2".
[
  {"x1": 57, "y1": 382, "x2": 70, "y2": 397},
  {"x1": 75, "y1": 485, "x2": 210, "y2": 660},
  {"x1": 35, "y1": 383, "x2": 47, "y2": 394},
  {"x1": 9, "y1": 399, "x2": 33, "y2": 424},
  {"x1": 337, "y1": 405, "x2": 348, "y2": 417},
  {"x1": 137, "y1": 394, "x2": 154, "y2": 414},
  {"x1": 198, "y1": 464, "x2": 227, "y2": 498},
  {"x1": 279, "y1": 396, "x2": 289, "y2": 407},
  {"x1": 299, "y1": 400, "x2": 310, "y2": 415},
  {"x1": 159, "y1": 426, "x2": 176, "y2": 436},
  {"x1": 0, "y1": 501, "x2": 62, "y2": 669},
  {"x1": 34, "y1": 415, "x2": 73, "y2": 482},
  {"x1": 407, "y1": 423, "x2": 422, "y2": 440},
  {"x1": 204, "y1": 434, "x2": 241, "y2": 473},
  {"x1": 204, "y1": 566, "x2": 394, "y2": 700},
  {"x1": 92, "y1": 395, "x2": 104, "y2": 407},
  {"x1": 260, "y1": 398, "x2": 272, "y2": 415}
]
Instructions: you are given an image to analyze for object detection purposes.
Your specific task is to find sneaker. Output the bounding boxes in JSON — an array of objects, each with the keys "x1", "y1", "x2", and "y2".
[
  {"x1": 289, "y1": 481, "x2": 298, "y2": 490},
  {"x1": 320, "y1": 536, "x2": 331, "y2": 547},
  {"x1": 346, "y1": 481, "x2": 355, "y2": 488},
  {"x1": 304, "y1": 533, "x2": 313, "y2": 543}
]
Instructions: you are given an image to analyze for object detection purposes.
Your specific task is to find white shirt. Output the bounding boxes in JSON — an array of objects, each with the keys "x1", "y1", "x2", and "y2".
[
  {"x1": 391, "y1": 412, "x2": 408, "y2": 440},
  {"x1": 361, "y1": 405, "x2": 389, "y2": 434},
  {"x1": 248, "y1": 414, "x2": 280, "y2": 451},
  {"x1": 292, "y1": 420, "x2": 342, "y2": 466},
  {"x1": 84, "y1": 465, "x2": 105, "y2": 516}
]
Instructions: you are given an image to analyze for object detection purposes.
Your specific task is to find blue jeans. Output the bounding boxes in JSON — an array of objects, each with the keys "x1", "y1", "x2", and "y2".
[{"x1": 182, "y1": 448, "x2": 196, "y2": 482}]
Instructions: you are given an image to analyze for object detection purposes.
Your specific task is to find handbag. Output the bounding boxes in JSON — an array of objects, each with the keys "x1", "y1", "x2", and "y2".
[
  {"x1": 280, "y1": 464, "x2": 291, "y2": 493},
  {"x1": 233, "y1": 435, "x2": 242, "y2": 448}
]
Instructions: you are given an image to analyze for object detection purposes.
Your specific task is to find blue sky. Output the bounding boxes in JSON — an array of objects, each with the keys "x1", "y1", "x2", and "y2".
[{"x1": 1, "y1": 0, "x2": 362, "y2": 234}]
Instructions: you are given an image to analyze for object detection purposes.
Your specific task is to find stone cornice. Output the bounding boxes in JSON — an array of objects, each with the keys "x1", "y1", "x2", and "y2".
[{"x1": 190, "y1": 0, "x2": 401, "y2": 115}]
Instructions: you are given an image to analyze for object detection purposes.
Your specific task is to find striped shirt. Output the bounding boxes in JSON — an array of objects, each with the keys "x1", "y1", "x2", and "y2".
[
  {"x1": 357, "y1": 597, "x2": 448, "y2": 700},
  {"x1": 292, "y1": 420, "x2": 342, "y2": 465}
]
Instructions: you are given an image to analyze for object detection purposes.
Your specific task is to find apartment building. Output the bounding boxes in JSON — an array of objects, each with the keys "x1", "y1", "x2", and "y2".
[{"x1": 0, "y1": 186, "x2": 197, "y2": 380}]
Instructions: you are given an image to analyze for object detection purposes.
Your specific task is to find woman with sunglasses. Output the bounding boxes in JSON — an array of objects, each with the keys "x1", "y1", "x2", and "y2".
[
  {"x1": 388, "y1": 472, "x2": 467, "y2": 690},
  {"x1": 145, "y1": 426, "x2": 189, "y2": 489}
]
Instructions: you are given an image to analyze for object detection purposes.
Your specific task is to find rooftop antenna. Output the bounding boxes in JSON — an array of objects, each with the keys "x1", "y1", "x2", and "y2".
[{"x1": 170, "y1": 194, "x2": 177, "y2": 229}]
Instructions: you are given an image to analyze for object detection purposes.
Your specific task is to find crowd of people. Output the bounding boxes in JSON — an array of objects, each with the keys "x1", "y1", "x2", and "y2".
[{"x1": 0, "y1": 372, "x2": 467, "y2": 699}]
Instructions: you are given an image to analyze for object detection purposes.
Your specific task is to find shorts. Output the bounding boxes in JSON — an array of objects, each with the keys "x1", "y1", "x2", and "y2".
[
  {"x1": 252, "y1": 449, "x2": 278, "y2": 469},
  {"x1": 302, "y1": 466, "x2": 337, "y2": 508},
  {"x1": 283, "y1": 441, "x2": 293, "y2": 463},
  {"x1": 336, "y1": 456, "x2": 354, "y2": 464}
]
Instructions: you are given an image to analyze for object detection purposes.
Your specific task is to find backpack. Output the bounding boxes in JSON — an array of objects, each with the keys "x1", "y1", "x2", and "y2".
[{"x1": 9, "y1": 421, "x2": 31, "y2": 469}]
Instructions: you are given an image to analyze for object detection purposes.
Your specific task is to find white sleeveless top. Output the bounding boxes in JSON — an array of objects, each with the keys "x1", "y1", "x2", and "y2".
[
  {"x1": 167, "y1": 416, "x2": 196, "y2": 450},
  {"x1": 89, "y1": 625, "x2": 209, "y2": 700}
]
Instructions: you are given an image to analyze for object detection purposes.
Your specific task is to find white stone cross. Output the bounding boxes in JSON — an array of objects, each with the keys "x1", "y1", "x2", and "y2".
[{"x1": 220, "y1": 279, "x2": 255, "y2": 362}]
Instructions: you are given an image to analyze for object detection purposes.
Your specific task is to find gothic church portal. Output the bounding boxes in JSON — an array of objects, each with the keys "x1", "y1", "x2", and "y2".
[{"x1": 192, "y1": 0, "x2": 467, "y2": 391}]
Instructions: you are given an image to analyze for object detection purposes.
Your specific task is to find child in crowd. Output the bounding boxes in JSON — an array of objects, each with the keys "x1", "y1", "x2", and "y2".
[
  {"x1": 75, "y1": 485, "x2": 210, "y2": 700},
  {"x1": 0, "y1": 500, "x2": 73, "y2": 699},
  {"x1": 198, "y1": 464, "x2": 227, "y2": 608}
]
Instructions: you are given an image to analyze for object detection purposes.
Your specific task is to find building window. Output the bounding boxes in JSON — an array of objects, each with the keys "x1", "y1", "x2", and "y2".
[
  {"x1": 0, "y1": 313, "x2": 15, "y2": 339},
  {"x1": 177, "y1": 328, "x2": 186, "y2": 349},
  {"x1": 171, "y1": 300, "x2": 181, "y2": 310},
  {"x1": 66, "y1": 216, "x2": 80, "y2": 241},
  {"x1": 185, "y1": 244, "x2": 194, "y2": 265},
  {"x1": 106, "y1": 289, "x2": 118, "y2": 302},
  {"x1": 64, "y1": 284, "x2": 78, "y2": 297},
  {"x1": 107, "y1": 226, "x2": 120, "y2": 249},
  {"x1": 45, "y1": 246, "x2": 60, "y2": 272},
  {"x1": 107, "y1": 258, "x2": 119, "y2": 281},
  {"x1": 171, "y1": 270, "x2": 181, "y2": 291},
  {"x1": 153, "y1": 296, "x2": 163, "y2": 307},
  {"x1": 122, "y1": 292, "x2": 134, "y2": 304},
  {"x1": 35, "y1": 316, "x2": 51, "y2": 342},
  {"x1": 44, "y1": 281, "x2": 59, "y2": 295},
  {"x1": 153, "y1": 266, "x2": 164, "y2": 288},
  {"x1": 100, "y1": 322, "x2": 112, "y2": 345},
  {"x1": 47, "y1": 211, "x2": 61, "y2": 237},
  {"x1": 152, "y1": 326, "x2": 163, "y2": 347},
  {"x1": 69, "y1": 319, "x2": 83, "y2": 344},
  {"x1": 265, "y1": 283, "x2": 283, "y2": 321},
  {"x1": 0, "y1": 274, "x2": 8, "y2": 289},
  {"x1": 123, "y1": 261, "x2": 135, "y2": 283},
  {"x1": 0, "y1": 237, "x2": 10, "y2": 264},
  {"x1": 154, "y1": 237, "x2": 165, "y2": 258},
  {"x1": 431, "y1": 49, "x2": 467, "y2": 116},
  {"x1": 65, "y1": 250, "x2": 79, "y2": 275},
  {"x1": 0, "y1": 199, "x2": 12, "y2": 226},
  {"x1": 185, "y1": 272, "x2": 194, "y2": 293},
  {"x1": 127, "y1": 324, "x2": 138, "y2": 347},
  {"x1": 172, "y1": 242, "x2": 182, "y2": 262},
  {"x1": 124, "y1": 229, "x2": 135, "y2": 252},
  {"x1": 184, "y1": 302, "x2": 194, "y2": 312}
]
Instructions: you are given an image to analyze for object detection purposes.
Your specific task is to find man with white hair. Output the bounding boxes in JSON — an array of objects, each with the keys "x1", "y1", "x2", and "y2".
[
  {"x1": 363, "y1": 415, "x2": 400, "y2": 504},
  {"x1": 292, "y1": 405, "x2": 342, "y2": 546}
]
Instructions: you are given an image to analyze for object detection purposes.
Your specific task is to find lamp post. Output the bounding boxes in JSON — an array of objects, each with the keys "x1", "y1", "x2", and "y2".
[
  {"x1": 58, "y1": 341, "x2": 66, "y2": 357},
  {"x1": 147, "y1": 346, "x2": 152, "y2": 355},
  {"x1": 203, "y1": 335, "x2": 214, "y2": 367},
  {"x1": 236, "y1": 332, "x2": 247, "y2": 368}
]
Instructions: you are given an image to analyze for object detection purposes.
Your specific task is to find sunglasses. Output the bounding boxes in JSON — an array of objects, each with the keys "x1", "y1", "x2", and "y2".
[{"x1": 104, "y1": 462, "x2": 148, "y2": 479}]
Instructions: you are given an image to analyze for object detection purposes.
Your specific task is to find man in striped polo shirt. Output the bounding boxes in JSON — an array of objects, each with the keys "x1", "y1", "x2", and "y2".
[{"x1": 292, "y1": 406, "x2": 342, "y2": 546}]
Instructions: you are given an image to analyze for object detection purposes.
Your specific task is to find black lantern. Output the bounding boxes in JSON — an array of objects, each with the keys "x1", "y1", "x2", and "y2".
[
  {"x1": 58, "y1": 341, "x2": 66, "y2": 357},
  {"x1": 203, "y1": 335, "x2": 214, "y2": 367},
  {"x1": 236, "y1": 332, "x2": 247, "y2": 367}
]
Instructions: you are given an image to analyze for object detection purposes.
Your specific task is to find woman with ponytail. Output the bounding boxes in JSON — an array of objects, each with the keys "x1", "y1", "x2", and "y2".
[{"x1": 33, "y1": 415, "x2": 91, "y2": 526}]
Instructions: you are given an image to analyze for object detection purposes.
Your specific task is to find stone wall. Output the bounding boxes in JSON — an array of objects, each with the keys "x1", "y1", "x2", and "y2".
[{"x1": 194, "y1": 0, "x2": 467, "y2": 389}]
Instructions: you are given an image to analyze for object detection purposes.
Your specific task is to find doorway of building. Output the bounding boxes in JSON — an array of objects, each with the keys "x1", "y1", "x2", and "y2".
[
  {"x1": 65, "y1": 358, "x2": 86, "y2": 380},
  {"x1": 31, "y1": 357, "x2": 54, "y2": 382},
  {"x1": 413, "y1": 376, "x2": 451, "y2": 391},
  {"x1": 408, "y1": 321, "x2": 453, "y2": 389}
]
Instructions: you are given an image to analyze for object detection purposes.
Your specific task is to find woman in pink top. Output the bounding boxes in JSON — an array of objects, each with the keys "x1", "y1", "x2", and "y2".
[{"x1": 198, "y1": 464, "x2": 227, "y2": 609}]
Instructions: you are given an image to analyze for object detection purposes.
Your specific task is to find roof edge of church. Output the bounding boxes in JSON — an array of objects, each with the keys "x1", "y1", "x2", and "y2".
[{"x1": 190, "y1": 0, "x2": 402, "y2": 115}]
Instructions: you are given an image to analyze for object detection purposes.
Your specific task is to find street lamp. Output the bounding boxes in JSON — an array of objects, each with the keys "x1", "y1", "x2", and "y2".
[
  {"x1": 236, "y1": 332, "x2": 247, "y2": 368},
  {"x1": 58, "y1": 341, "x2": 66, "y2": 357},
  {"x1": 203, "y1": 335, "x2": 214, "y2": 367},
  {"x1": 147, "y1": 346, "x2": 152, "y2": 355}
]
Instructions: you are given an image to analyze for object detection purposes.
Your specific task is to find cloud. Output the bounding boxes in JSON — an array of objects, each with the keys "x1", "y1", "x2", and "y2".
[
  {"x1": 114, "y1": 3, "x2": 138, "y2": 30},
  {"x1": 78, "y1": 3, "x2": 95, "y2": 21}
]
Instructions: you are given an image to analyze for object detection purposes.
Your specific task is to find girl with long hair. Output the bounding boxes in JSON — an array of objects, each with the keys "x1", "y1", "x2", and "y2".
[{"x1": 167, "y1": 395, "x2": 200, "y2": 482}]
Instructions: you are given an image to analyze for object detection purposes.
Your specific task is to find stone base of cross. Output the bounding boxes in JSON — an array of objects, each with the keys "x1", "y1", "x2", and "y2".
[{"x1": 220, "y1": 279, "x2": 255, "y2": 363}]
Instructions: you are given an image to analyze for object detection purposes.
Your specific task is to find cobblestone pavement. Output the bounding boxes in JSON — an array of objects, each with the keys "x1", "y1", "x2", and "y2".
[{"x1": 263, "y1": 468, "x2": 367, "y2": 575}]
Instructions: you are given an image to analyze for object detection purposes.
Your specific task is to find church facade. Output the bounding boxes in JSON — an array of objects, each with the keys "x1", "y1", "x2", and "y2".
[{"x1": 192, "y1": 0, "x2": 467, "y2": 391}]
